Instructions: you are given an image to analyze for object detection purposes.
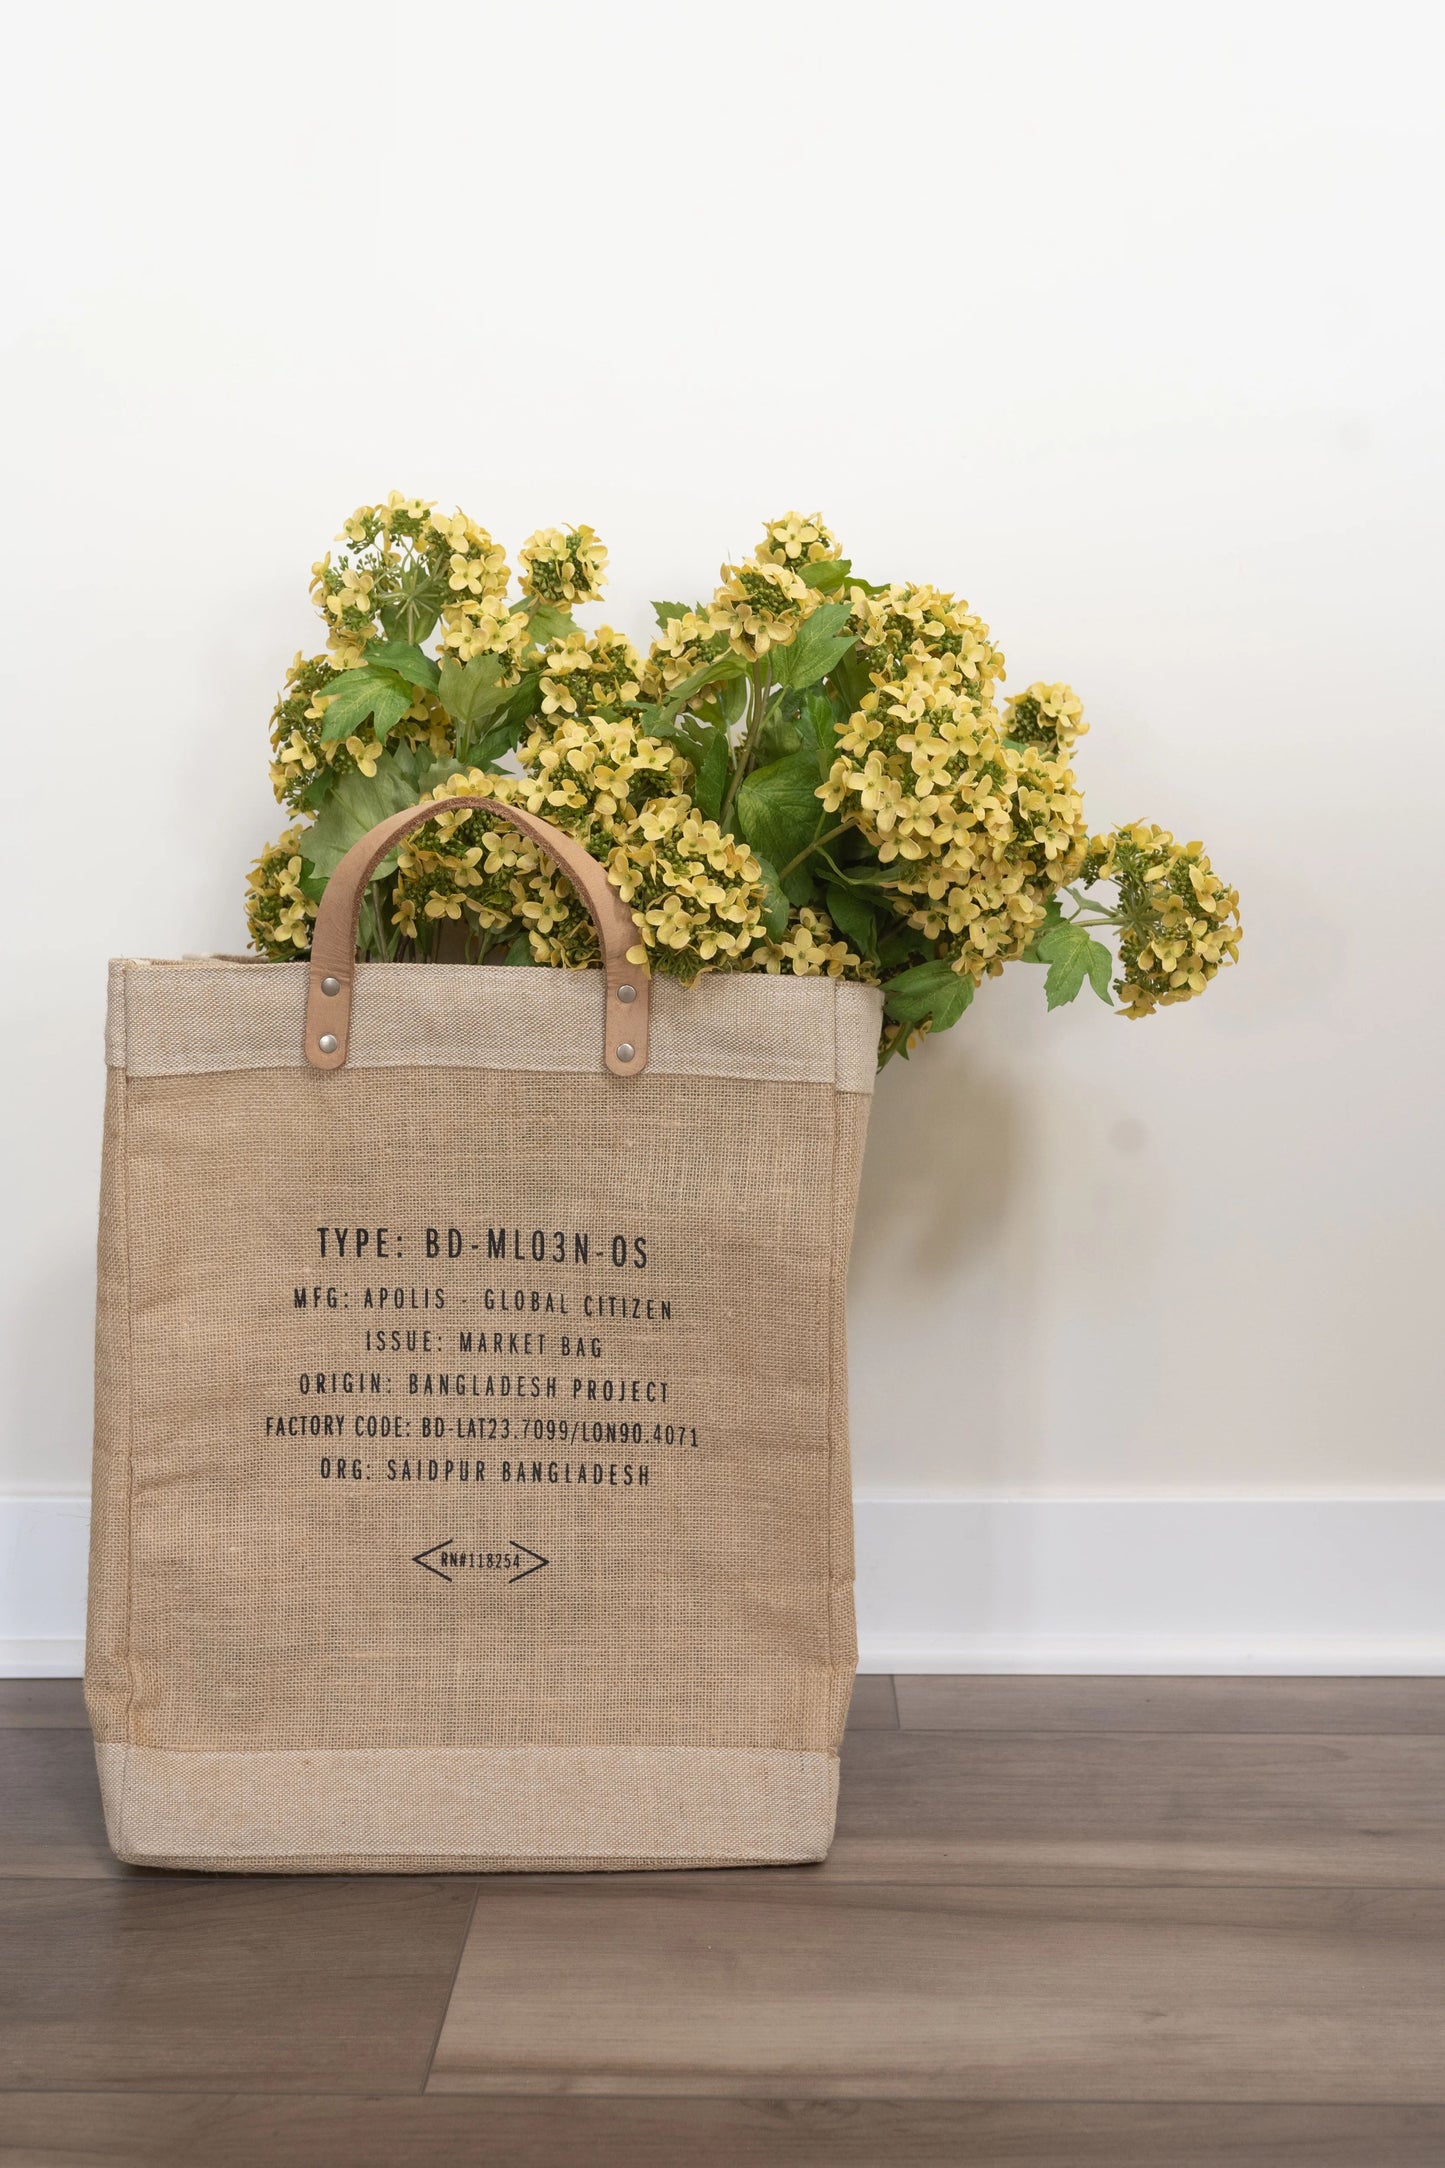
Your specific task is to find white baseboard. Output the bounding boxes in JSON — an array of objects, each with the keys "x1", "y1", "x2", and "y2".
[
  {"x1": 2, "y1": 1497, "x2": 91, "y2": 1676},
  {"x1": 5, "y1": 1494, "x2": 1445, "y2": 1677},
  {"x1": 851, "y1": 1496, "x2": 1445, "y2": 1673}
]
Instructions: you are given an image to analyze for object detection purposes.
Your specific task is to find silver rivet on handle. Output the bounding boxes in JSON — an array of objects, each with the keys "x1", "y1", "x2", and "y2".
[
  {"x1": 615, "y1": 1043, "x2": 635, "y2": 1063},
  {"x1": 317, "y1": 1034, "x2": 338, "y2": 1055},
  {"x1": 320, "y1": 975, "x2": 341, "y2": 996},
  {"x1": 617, "y1": 983, "x2": 637, "y2": 1003}
]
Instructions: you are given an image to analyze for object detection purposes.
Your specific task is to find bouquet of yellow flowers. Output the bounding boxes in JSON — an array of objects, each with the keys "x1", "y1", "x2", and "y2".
[{"x1": 247, "y1": 496, "x2": 1240, "y2": 1061}]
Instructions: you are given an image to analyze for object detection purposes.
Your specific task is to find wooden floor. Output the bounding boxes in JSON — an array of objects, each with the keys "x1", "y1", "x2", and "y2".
[{"x1": 3, "y1": 1680, "x2": 1445, "y2": 2165}]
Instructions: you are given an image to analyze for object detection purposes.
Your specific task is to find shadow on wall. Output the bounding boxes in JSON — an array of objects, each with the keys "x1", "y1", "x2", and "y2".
[
  {"x1": 851, "y1": 1039, "x2": 1025, "y2": 1287},
  {"x1": 844, "y1": 998, "x2": 1178, "y2": 1496},
  {"x1": 846, "y1": 1032, "x2": 1041, "y2": 1493}
]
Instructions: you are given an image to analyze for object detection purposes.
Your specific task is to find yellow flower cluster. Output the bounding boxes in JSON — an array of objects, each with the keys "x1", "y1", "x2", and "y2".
[
  {"x1": 310, "y1": 493, "x2": 509, "y2": 669},
  {"x1": 267, "y1": 650, "x2": 450, "y2": 811},
  {"x1": 271, "y1": 495, "x2": 529, "y2": 804},
  {"x1": 433, "y1": 513, "x2": 523, "y2": 667},
  {"x1": 822, "y1": 660, "x2": 1086, "y2": 979},
  {"x1": 713, "y1": 557, "x2": 819, "y2": 660},
  {"x1": 244, "y1": 826, "x2": 317, "y2": 957},
  {"x1": 517, "y1": 525, "x2": 608, "y2": 607},
  {"x1": 845, "y1": 582, "x2": 1005, "y2": 704},
  {"x1": 507, "y1": 712, "x2": 764, "y2": 973},
  {"x1": 389, "y1": 727, "x2": 767, "y2": 981},
  {"x1": 638, "y1": 608, "x2": 734, "y2": 699},
  {"x1": 641, "y1": 514, "x2": 841, "y2": 694},
  {"x1": 539, "y1": 628, "x2": 643, "y2": 718},
  {"x1": 607, "y1": 795, "x2": 763, "y2": 968},
  {"x1": 1082, "y1": 824, "x2": 1241, "y2": 1017},
  {"x1": 1004, "y1": 681, "x2": 1088, "y2": 758},
  {"x1": 756, "y1": 512, "x2": 840, "y2": 569},
  {"x1": 758, "y1": 905, "x2": 863, "y2": 978},
  {"x1": 387, "y1": 776, "x2": 530, "y2": 952},
  {"x1": 519, "y1": 710, "x2": 681, "y2": 823}
]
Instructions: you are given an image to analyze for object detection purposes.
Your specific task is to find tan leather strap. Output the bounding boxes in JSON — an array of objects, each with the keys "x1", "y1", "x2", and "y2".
[{"x1": 303, "y1": 796, "x2": 650, "y2": 1077}]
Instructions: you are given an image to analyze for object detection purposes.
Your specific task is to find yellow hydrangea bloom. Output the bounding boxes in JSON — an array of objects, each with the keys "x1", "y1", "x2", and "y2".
[
  {"x1": 245, "y1": 827, "x2": 317, "y2": 958},
  {"x1": 755, "y1": 512, "x2": 840, "y2": 569},
  {"x1": 539, "y1": 628, "x2": 643, "y2": 717},
  {"x1": 759, "y1": 905, "x2": 865, "y2": 979},
  {"x1": 712, "y1": 557, "x2": 818, "y2": 660},
  {"x1": 1082, "y1": 824, "x2": 1242, "y2": 1017},
  {"x1": 639, "y1": 608, "x2": 735, "y2": 701},
  {"x1": 1005, "y1": 681, "x2": 1088, "y2": 757},
  {"x1": 517, "y1": 525, "x2": 608, "y2": 607},
  {"x1": 822, "y1": 659, "x2": 1087, "y2": 979}
]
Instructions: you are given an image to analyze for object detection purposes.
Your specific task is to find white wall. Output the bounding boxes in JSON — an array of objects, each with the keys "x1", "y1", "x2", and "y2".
[{"x1": 2, "y1": 3, "x2": 1442, "y2": 1657}]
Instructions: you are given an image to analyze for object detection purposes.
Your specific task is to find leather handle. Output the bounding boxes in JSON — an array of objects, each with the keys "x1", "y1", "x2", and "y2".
[{"x1": 303, "y1": 795, "x2": 650, "y2": 1078}]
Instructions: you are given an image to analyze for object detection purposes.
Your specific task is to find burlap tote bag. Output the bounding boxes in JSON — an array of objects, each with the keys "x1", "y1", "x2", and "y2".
[{"x1": 86, "y1": 796, "x2": 882, "y2": 1871}]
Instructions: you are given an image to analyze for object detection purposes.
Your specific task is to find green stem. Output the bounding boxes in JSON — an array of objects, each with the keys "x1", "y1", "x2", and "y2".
[
  {"x1": 814, "y1": 846, "x2": 895, "y2": 891},
  {"x1": 779, "y1": 821, "x2": 850, "y2": 881},
  {"x1": 718, "y1": 664, "x2": 772, "y2": 830},
  {"x1": 365, "y1": 884, "x2": 390, "y2": 962}
]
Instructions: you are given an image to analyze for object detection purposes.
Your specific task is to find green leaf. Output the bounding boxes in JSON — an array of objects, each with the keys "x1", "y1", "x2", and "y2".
[
  {"x1": 735, "y1": 751, "x2": 825, "y2": 871},
  {"x1": 437, "y1": 652, "x2": 511, "y2": 728},
  {"x1": 828, "y1": 646, "x2": 868, "y2": 716},
  {"x1": 521, "y1": 601, "x2": 580, "y2": 645},
  {"x1": 800, "y1": 686, "x2": 839, "y2": 775},
  {"x1": 503, "y1": 929, "x2": 534, "y2": 966},
  {"x1": 883, "y1": 959, "x2": 974, "y2": 1033},
  {"x1": 660, "y1": 647, "x2": 747, "y2": 718},
  {"x1": 1043, "y1": 953, "x2": 1087, "y2": 1009},
  {"x1": 876, "y1": 925, "x2": 929, "y2": 972},
  {"x1": 364, "y1": 641, "x2": 439, "y2": 693},
  {"x1": 317, "y1": 668, "x2": 414, "y2": 746},
  {"x1": 691, "y1": 728, "x2": 730, "y2": 823},
  {"x1": 750, "y1": 855, "x2": 792, "y2": 941},
  {"x1": 1036, "y1": 921, "x2": 1113, "y2": 1010},
  {"x1": 716, "y1": 670, "x2": 750, "y2": 728},
  {"x1": 652, "y1": 600, "x2": 695, "y2": 628},
  {"x1": 756, "y1": 694, "x2": 805, "y2": 765},
  {"x1": 667, "y1": 716, "x2": 731, "y2": 820},
  {"x1": 1021, "y1": 896, "x2": 1066, "y2": 963},
  {"x1": 692, "y1": 680, "x2": 749, "y2": 733},
  {"x1": 772, "y1": 602, "x2": 858, "y2": 692},
  {"x1": 365, "y1": 683, "x2": 413, "y2": 745},
  {"x1": 1085, "y1": 937, "x2": 1115, "y2": 1005},
  {"x1": 300, "y1": 753, "x2": 425, "y2": 884},
  {"x1": 464, "y1": 714, "x2": 528, "y2": 772},
  {"x1": 824, "y1": 882, "x2": 880, "y2": 960},
  {"x1": 456, "y1": 674, "x2": 541, "y2": 770},
  {"x1": 798, "y1": 557, "x2": 853, "y2": 593}
]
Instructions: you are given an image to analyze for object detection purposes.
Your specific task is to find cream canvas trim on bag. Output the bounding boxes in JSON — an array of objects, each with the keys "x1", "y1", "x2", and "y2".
[
  {"x1": 95, "y1": 1742, "x2": 839, "y2": 1869},
  {"x1": 107, "y1": 959, "x2": 882, "y2": 1093}
]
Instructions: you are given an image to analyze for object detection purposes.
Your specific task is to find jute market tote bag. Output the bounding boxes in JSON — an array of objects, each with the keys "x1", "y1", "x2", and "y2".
[{"x1": 86, "y1": 796, "x2": 882, "y2": 1871}]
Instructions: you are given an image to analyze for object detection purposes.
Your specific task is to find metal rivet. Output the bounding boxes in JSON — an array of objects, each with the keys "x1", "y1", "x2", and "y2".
[
  {"x1": 320, "y1": 975, "x2": 341, "y2": 997},
  {"x1": 615, "y1": 1042, "x2": 635, "y2": 1063},
  {"x1": 617, "y1": 983, "x2": 637, "y2": 1004},
  {"x1": 317, "y1": 1034, "x2": 338, "y2": 1055}
]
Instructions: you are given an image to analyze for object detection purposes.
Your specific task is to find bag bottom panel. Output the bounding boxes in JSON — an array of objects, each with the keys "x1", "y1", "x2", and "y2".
[{"x1": 94, "y1": 1740, "x2": 839, "y2": 1872}]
